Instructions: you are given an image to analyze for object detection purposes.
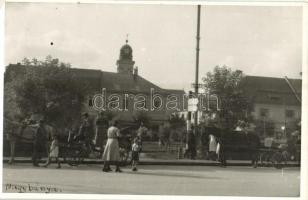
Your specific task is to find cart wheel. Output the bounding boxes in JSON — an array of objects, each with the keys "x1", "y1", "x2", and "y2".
[
  {"x1": 64, "y1": 146, "x2": 83, "y2": 166},
  {"x1": 260, "y1": 151, "x2": 270, "y2": 166}
]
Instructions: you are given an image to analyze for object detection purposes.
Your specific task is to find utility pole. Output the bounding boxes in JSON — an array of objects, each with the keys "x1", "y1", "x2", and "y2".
[{"x1": 194, "y1": 5, "x2": 201, "y2": 133}]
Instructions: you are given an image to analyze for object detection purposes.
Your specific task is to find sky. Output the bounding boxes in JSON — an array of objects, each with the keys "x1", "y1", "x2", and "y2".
[{"x1": 5, "y1": 2, "x2": 303, "y2": 91}]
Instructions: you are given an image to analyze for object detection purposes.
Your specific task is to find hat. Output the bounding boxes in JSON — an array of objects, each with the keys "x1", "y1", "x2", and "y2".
[{"x1": 112, "y1": 120, "x2": 118, "y2": 126}]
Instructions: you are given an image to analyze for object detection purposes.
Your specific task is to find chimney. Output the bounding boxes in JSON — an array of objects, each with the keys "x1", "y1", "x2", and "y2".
[{"x1": 133, "y1": 66, "x2": 138, "y2": 80}]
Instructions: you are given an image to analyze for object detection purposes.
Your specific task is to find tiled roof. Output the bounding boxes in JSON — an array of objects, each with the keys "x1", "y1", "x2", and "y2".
[
  {"x1": 242, "y1": 76, "x2": 302, "y2": 106},
  {"x1": 70, "y1": 67, "x2": 185, "y2": 95},
  {"x1": 70, "y1": 68, "x2": 102, "y2": 91},
  {"x1": 100, "y1": 71, "x2": 163, "y2": 93},
  {"x1": 6, "y1": 64, "x2": 184, "y2": 96}
]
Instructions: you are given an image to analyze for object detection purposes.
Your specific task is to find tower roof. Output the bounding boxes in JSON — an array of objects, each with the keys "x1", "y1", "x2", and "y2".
[{"x1": 119, "y1": 41, "x2": 133, "y2": 62}]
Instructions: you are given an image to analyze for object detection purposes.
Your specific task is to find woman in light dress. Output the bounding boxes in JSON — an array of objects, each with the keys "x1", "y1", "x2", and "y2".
[
  {"x1": 102, "y1": 121, "x2": 122, "y2": 172},
  {"x1": 208, "y1": 134, "x2": 217, "y2": 160}
]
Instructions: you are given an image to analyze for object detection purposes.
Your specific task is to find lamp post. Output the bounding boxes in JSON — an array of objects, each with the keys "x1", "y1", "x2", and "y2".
[{"x1": 194, "y1": 4, "x2": 201, "y2": 134}]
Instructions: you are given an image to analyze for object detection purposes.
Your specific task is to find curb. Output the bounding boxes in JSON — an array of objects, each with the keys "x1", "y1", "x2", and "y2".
[{"x1": 3, "y1": 158, "x2": 300, "y2": 167}]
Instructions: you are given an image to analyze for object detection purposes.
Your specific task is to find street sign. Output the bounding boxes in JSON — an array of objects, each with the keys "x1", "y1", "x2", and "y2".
[{"x1": 188, "y1": 98, "x2": 198, "y2": 112}]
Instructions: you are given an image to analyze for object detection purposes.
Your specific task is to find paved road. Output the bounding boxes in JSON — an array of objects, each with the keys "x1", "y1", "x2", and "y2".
[{"x1": 3, "y1": 163, "x2": 300, "y2": 197}]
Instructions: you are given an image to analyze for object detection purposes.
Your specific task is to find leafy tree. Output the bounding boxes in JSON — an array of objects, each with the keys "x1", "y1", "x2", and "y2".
[
  {"x1": 202, "y1": 65, "x2": 252, "y2": 129},
  {"x1": 4, "y1": 56, "x2": 88, "y2": 131}
]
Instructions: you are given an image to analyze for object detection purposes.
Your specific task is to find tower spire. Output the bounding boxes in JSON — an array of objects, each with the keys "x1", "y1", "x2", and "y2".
[{"x1": 126, "y1": 34, "x2": 129, "y2": 44}]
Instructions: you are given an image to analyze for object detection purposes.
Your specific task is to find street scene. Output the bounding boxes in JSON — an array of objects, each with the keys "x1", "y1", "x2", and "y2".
[{"x1": 2, "y1": 2, "x2": 303, "y2": 199}]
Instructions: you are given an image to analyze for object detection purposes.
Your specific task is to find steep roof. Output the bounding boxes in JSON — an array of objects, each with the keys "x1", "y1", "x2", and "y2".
[
  {"x1": 5, "y1": 64, "x2": 184, "y2": 96},
  {"x1": 70, "y1": 68, "x2": 102, "y2": 91},
  {"x1": 70, "y1": 67, "x2": 185, "y2": 95},
  {"x1": 100, "y1": 71, "x2": 163, "y2": 93},
  {"x1": 242, "y1": 75, "x2": 302, "y2": 106}
]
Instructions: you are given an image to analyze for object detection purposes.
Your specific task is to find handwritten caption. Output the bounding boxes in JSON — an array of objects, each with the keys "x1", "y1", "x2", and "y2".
[{"x1": 4, "y1": 183, "x2": 62, "y2": 193}]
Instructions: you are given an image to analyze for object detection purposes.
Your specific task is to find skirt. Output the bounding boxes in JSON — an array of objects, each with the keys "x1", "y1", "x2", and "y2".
[
  {"x1": 209, "y1": 141, "x2": 217, "y2": 152},
  {"x1": 102, "y1": 138, "x2": 120, "y2": 161},
  {"x1": 49, "y1": 146, "x2": 59, "y2": 158}
]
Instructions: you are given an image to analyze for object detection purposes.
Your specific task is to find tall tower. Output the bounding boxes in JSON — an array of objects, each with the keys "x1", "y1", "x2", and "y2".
[{"x1": 117, "y1": 39, "x2": 135, "y2": 74}]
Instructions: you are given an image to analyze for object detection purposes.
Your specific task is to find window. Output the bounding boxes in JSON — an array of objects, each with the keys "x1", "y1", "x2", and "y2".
[
  {"x1": 88, "y1": 96, "x2": 93, "y2": 107},
  {"x1": 260, "y1": 108, "x2": 269, "y2": 118},
  {"x1": 154, "y1": 98, "x2": 162, "y2": 108},
  {"x1": 144, "y1": 99, "x2": 148, "y2": 109},
  {"x1": 114, "y1": 84, "x2": 120, "y2": 90},
  {"x1": 268, "y1": 95, "x2": 281, "y2": 102},
  {"x1": 285, "y1": 109, "x2": 295, "y2": 118},
  {"x1": 123, "y1": 98, "x2": 129, "y2": 110}
]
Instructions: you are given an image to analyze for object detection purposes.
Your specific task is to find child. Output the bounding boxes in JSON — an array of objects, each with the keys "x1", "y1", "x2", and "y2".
[
  {"x1": 43, "y1": 134, "x2": 61, "y2": 169},
  {"x1": 131, "y1": 137, "x2": 141, "y2": 171}
]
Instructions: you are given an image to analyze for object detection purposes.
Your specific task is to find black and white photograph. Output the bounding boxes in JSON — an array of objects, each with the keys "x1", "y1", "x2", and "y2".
[{"x1": 1, "y1": 1, "x2": 307, "y2": 199}]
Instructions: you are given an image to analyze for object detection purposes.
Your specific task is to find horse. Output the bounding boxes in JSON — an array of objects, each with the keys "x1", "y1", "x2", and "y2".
[
  {"x1": 4, "y1": 118, "x2": 55, "y2": 164},
  {"x1": 202, "y1": 126, "x2": 261, "y2": 167}
]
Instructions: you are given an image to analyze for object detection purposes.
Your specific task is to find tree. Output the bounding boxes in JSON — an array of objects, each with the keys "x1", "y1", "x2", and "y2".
[
  {"x1": 4, "y1": 56, "x2": 88, "y2": 131},
  {"x1": 202, "y1": 66, "x2": 252, "y2": 129}
]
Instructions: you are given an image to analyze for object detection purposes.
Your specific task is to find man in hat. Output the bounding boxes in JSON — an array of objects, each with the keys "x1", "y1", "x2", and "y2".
[
  {"x1": 32, "y1": 119, "x2": 48, "y2": 166},
  {"x1": 75, "y1": 113, "x2": 95, "y2": 150},
  {"x1": 94, "y1": 111, "x2": 109, "y2": 150}
]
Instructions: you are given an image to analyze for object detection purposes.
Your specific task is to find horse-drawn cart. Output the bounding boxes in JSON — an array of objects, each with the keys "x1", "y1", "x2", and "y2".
[
  {"x1": 60, "y1": 125, "x2": 136, "y2": 166},
  {"x1": 4, "y1": 119, "x2": 136, "y2": 166},
  {"x1": 259, "y1": 138, "x2": 301, "y2": 169}
]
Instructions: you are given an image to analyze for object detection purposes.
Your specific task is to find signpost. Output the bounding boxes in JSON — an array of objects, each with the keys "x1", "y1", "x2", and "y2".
[{"x1": 188, "y1": 98, "x2": 199, "y2": 112}]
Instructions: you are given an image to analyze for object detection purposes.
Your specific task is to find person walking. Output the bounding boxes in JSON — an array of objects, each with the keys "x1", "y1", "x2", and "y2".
[
  {"x1": 102, "y1": 121, "x2": 122, "y2": 172},
  {"x1": 76, "y1": 113, "x2": 92, "y2": 144},
  {"x1": 32, "y1": 119, "x2": 48, "y2": 167},
  {"x1": 208, "y1": 134, "x2": 217, "y2": 160},
  {"x1": 216, "y1": 136, "x2": 227, "y2": 167},
  {"x1": 94, "y1": 111, "x2": 109, "y2": 150},
  {"x1": 131, "y1": 137, "x2": 141, "y2": 171},
  {"x1": 43, "y1": 134, "x2": 61, "y2": 169},
  {"x1": 184, "y1": 126, "x2": 196, "y2": 160},
  {"x1": 137, "y1": 122, "x2": 148, "y2": 151}
]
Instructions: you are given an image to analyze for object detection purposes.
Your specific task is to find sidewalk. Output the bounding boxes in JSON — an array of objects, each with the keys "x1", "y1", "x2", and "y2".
[{"x1": 2, "y1": 156, "x2": 300, "y2": 167}]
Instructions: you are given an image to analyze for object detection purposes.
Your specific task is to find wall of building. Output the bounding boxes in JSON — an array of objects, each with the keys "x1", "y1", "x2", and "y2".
[
  {"x1": 84, "y1": 91, "x2": 185, "y2": 125},
  {"x1": 252, "y1": 103, "x2": 301, "y2": 134}
]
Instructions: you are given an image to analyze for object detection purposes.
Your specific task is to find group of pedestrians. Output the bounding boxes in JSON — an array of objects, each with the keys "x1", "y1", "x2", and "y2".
[
  {"x1": 28, "y1": 113, "x2": 143, "y2": 172},
  {"x1": 102, "y1": 120, "x2": 144, "y2": 172}
]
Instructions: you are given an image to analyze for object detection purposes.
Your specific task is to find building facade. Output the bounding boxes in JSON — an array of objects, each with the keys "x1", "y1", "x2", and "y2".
[
  {"x1": 242, "y1": 76, "x2": 301, "y2": 137},
  {"x1": 5, "y1": 41, "x2": 185, "y2": 125},
  {"x1": 79, "y1": 41, "x2": 185, "y2": 124}
]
